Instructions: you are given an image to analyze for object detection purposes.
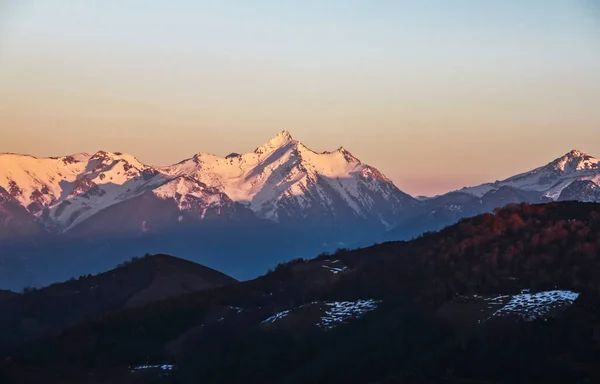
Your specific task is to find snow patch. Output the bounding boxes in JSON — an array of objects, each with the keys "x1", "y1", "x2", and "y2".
[
  {"x1": 261, "y1": 309, "x2": 291, "y2": 324},
  {"x1": 322, "y1": 265, "x2": 349, "y2": 274},
  {"x1": 229, "y1": 306, "x2": 244, "y2": 314},
  {"x1": 317, "y1": 299, "x2": 381, "y2": 329},
  {"x1": 483, "y1": 290, "x2": 579, "y2": 322},
  {"x1": 131, "y1": 364, "x2": 175, "y2": 372}
]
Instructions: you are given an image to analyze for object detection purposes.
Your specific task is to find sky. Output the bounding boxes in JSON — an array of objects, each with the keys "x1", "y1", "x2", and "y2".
[{"x1": 1, "y1": 0, "x2": 599, "y2": 196}]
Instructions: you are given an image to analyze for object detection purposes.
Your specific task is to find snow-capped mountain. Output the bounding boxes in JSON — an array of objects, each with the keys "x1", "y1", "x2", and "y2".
[
  {"x1": 0, "y1": 131, "x2": 415, "y2": 236},
  {"x1": 0, "y1": 151, "x2": 166, "y2": 232},
  {"x1": 458, "y1": 150, "x2": 600, "y2": 201},
  {"x1": 159, "y1": 131, "x2": 414, "y2": 228},
  {"x1": 380, "y1": 150, "x2": 600, "y2": 243}
]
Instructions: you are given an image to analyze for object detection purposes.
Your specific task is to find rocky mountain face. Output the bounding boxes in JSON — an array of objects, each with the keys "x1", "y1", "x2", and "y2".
[
  {"x1": 0, "y1": 185, "x2": 43, "y2": 242},
  {"x1": 558, "y1": 179, "x2": 600, "y2": 202},
  {"x1": 0, "y1": 131, "x2": 415, "y2": 238}
]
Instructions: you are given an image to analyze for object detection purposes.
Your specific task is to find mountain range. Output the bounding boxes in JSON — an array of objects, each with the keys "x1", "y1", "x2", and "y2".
[
  {"x1": 382, "y1": 148, "x2": 600, "y2": 241},
  {"x1": 1, "y1": 132, "x2": 600, "y2": 289},
  {"x1": 0, "y1": 131, "x2": 414, "y2": 239}
]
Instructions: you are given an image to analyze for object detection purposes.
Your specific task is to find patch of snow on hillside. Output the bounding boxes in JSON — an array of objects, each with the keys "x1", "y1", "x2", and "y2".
[
  {"x1": 485, "y1": 290, "x2": 579, "y2": 322},
  {"x1": 447, "y1": 204, "x2": 463, "y2": 212},
  {"x1": 228, "y1": 306, "x2": 244, "y2": 313},
  {"x1": 261, "y1": 309, "x2": 291, "y2": 324},
  {"x1": 317, "y1": 299, "x2": 381, "y2": 329},
  {"x1": 131, "y1": 364, "x2": 175, "y2": 372},
  {"x1": 322, "y1": 265, "x2": 348, "y2": 274}
]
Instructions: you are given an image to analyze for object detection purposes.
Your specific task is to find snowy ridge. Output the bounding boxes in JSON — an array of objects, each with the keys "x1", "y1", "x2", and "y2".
[
  {"x1": 0, "y1": 151, "x2": 167, "y2": 230},
  {"x1": 458, "y1": 150, "x2": 600, "y2": 200},
  {"x1": 254, "y1": 130, "x2": 294, "y2": 155},
  {"x1": 0, "y1": 131, "x2": 412, "y2": 232},
  {"x1": 152, "y1": 177, "x2": 230, "y2": 219},
  {"x1": 160, "y1": 131, "x2": 412, "y2": 223},
  {"x1": 0, "y1": 152, "x2": 91, "y2": 210}
]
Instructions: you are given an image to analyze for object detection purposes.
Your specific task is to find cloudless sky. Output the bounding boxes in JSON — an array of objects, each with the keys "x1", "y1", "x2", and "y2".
[{"x1": 1, "y1": 0, "x2": 599, "y2": 196}]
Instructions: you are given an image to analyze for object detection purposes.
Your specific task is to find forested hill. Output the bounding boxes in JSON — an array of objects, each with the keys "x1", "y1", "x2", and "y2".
[
  {"x1": 0, "y1": 254, "x2": 237, "y2": 353},
  {"x1": 4, "y1": 201, "x2": 600, "y2": 383},
  {"x1": 387, "y1": 200, "x2": 600, "y2": 300}
]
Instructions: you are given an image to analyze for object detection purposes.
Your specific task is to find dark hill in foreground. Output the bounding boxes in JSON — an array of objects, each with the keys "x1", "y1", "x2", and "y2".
[
  {"x1": 4, "y1": 201, "x2": 600, "y2": 383},
  {"x1": 0, "y1": 254, "x2": 236, "y2": 352}
]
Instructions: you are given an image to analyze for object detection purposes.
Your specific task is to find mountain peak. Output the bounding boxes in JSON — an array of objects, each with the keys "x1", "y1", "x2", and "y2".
[
  {"x1": 89, "y1": 150, "x2": 142, "y2": 164},
  {"x1": 550, "y1": 149, "x2": 599, "y2": 172},
  {"x1": 564, "y1": 149, "x2": 587, "y2": 158},
  {"x1": 268, "y1": 130, "x2": 293, "y2": 146},
  {"x1": 336, "y1": 146, "x2": 360, "y2": 163},
  {"x1": 90, "y1": 150, "x2": 115, "y2": 160},
  {"x1": 277, "y1": 130, "x2": 293, "y2": 140},
  {"x1": 254, "y1": 131, "x2": 295, "y2": 155},
  {"x1": 61, "y1": 152, "x2": 91, "y2": 163},
  {"x1": 460, "y1": 148, "x2": 600, "y2": 198}
]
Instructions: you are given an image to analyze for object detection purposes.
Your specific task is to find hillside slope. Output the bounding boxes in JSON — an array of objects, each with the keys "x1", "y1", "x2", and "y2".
[
  {"x1": 0, "y1": 254, "x2": 236, "y2": 352},
  {"x1": 7, "y1": 201, "x2": 600, "y2": 383}
]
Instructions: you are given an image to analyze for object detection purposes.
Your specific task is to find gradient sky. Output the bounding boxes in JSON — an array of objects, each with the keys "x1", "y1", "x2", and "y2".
[{"x1": 1, "y1": 1, "x2": 599, "y2": 196}]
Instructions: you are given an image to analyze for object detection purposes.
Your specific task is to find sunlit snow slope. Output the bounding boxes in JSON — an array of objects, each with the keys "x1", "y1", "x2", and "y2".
[
  {"x1": 0, "y1": 131, "x2": 415, "y2": 234},
  {"x1": 458, "y1": 150, "x2": 600, "y2": 200}
]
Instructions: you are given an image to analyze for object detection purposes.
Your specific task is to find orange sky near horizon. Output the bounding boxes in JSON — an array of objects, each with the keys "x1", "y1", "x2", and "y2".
[{"x1": 1, "y1": 1, "x2": 600, "y2": 196}]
